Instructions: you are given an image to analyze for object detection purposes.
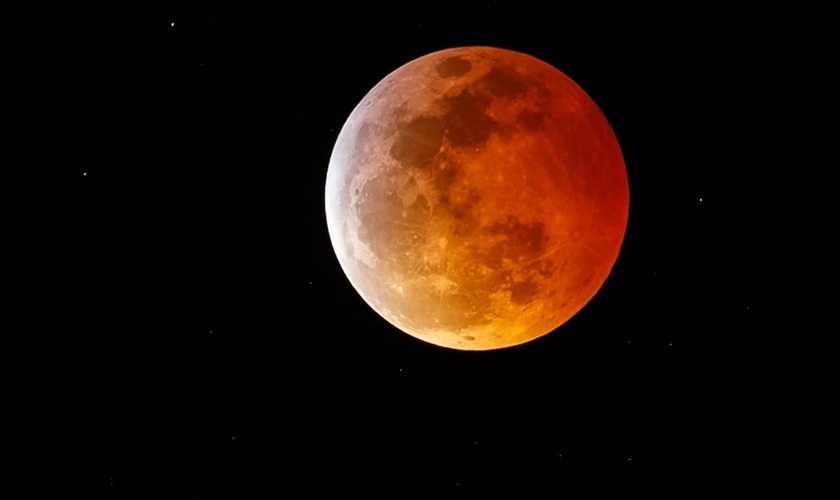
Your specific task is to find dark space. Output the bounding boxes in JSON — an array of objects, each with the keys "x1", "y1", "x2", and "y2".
[{"x1": 10, "y1": 4, "x2": 836, "y2": 497}]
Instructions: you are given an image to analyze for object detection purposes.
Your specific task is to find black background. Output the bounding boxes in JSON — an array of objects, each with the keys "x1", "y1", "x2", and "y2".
[{"x1": 11, "y1": 4, "x2": 837, "y2": 497}]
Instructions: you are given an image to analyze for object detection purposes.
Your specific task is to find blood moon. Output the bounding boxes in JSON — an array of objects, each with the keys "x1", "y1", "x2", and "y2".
[{"x1": 325, "y1": 47, "x2": 628, "y2": 350}]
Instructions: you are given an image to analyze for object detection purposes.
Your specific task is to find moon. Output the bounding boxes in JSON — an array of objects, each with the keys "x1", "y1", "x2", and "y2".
[{"x1": 325, "y1": 47, "x2": 629, "y2": 350}]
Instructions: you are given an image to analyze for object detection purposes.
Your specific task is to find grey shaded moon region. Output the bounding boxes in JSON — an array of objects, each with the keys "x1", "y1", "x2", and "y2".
[{"x1": 325, "y1": 47, "x2": 629, "y2": 350}]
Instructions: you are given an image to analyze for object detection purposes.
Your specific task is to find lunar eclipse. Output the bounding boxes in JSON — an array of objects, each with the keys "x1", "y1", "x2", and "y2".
[{"x1": 326, "y1": 46, "x2": 629, "y2": 350}]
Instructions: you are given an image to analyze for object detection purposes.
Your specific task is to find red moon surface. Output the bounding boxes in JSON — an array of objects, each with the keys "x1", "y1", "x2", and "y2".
[{"x1": 325, "y1": 47, "x2": 629, "y2": 350}]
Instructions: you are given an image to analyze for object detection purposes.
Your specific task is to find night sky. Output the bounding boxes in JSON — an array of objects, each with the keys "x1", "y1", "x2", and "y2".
[{"x1": 14, "y1": 4, "x2": 836, "y2": 497}]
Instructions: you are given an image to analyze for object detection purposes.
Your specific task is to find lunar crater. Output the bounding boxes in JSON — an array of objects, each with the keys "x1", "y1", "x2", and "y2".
[{"x1": 436, "y1": 56, "x2": 473, "y2": 78}]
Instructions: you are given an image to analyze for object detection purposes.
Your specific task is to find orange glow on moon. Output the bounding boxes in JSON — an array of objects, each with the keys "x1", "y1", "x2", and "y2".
[{"x1": 325, "y1": 47, "x2": 629, "y2": 350}]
